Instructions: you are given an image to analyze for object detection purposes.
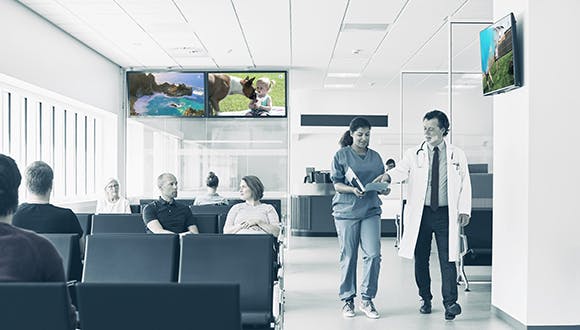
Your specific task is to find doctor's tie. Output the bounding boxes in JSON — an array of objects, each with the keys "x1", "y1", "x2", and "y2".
[{"x1": 430, "y1": 146, "x2": 439, "y2": 211}]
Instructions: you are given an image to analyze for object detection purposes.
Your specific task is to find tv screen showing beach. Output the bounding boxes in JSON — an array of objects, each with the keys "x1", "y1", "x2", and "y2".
[
  {"x1": 479, "y1": 13, "x2": 518, "y2": 95},
  {"x1": 127, "y1": 71, "x2": 205, "y2": 117},
  {"x1": 207, "y1": 71, "x2": 286, "y2": 117}
]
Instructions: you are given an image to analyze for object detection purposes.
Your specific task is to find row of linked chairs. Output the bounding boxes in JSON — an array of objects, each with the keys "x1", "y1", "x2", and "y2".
[
  {"x1": 4, "y1": 199, "x2": 286, "y2": 330},
  {"x1": 12, "y1": 233, "x2": 284, "y2": 330}
]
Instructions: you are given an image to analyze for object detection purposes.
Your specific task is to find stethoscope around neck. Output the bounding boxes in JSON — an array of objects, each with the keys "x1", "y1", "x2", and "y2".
[
  {"x1": 416, "y1": 140, "x2": 454, "y2": 168},
  {"x1": 416, "y1": 141, "x2": 428, "y2": 168}
]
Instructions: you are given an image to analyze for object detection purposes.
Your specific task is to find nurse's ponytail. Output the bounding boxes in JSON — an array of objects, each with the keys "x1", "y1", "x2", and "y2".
[
  {"x1": 339, "y1": 117, "x2": 371, "y2": 147},
  {"x1": 339, "y1": 130, "x2": 352, "y2": 147}
]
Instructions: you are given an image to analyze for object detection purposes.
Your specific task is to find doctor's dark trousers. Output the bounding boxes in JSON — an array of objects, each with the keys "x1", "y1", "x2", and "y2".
[
  {"x1": 414, "y1": 206, "x2": 458, "y2": 307},
  {"x1": 334, "y1": 215, "x2": 381, "y2": 301}
]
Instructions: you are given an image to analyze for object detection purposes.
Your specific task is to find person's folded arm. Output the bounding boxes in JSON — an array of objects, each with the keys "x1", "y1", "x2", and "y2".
[
  {"x1": 223, "y1": 206, "x2": 244, "y2": 234},
  {"x1": 186, "y1": 224, "x2": 199, "y2": 234},
  {"x1": 146, "y1": 220, "x2": 174, "y2": 234}
]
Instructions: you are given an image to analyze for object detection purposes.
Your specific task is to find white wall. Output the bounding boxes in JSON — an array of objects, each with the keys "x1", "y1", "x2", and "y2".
[
  {"x1": 289, "y1": 87, "x2": 400, "y2": 195},
  {"x1": 491, "y1": 0, "x2": 530, "y2": 324},
  {"x1": 526, "y1": 0, "x2": 580, "y2": 325},
  {"x1": 0, "y1": 0, "x2": 122, "y2": 114},
  {"x1": 493, "y1": 0, "x2": 580, "y2": 326}
]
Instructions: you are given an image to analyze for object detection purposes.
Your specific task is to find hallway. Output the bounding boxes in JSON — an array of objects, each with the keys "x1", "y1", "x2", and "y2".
[{"x1": 284, "y1": 236, "x2": 511, "y2": 330}]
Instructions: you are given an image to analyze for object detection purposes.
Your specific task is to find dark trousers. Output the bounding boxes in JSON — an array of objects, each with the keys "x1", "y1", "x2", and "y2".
[{"x1": 414, "y1": 206, "x2": 458, "y2": 307}]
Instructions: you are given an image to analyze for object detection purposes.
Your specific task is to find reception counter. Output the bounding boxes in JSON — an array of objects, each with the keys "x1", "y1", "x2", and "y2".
[{"x1": 290, "y1": 183, "x2": 397, "y2": 237}]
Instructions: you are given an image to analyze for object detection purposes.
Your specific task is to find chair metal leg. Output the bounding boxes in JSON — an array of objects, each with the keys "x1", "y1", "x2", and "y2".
[{"x1": 394, "y1": 214, "x2": 401, "y2": 248}]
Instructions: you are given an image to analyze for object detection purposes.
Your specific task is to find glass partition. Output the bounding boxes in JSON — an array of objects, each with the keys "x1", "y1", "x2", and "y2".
[{"x1": 126, "y1": 117, "x2": 288, "y2": 202}]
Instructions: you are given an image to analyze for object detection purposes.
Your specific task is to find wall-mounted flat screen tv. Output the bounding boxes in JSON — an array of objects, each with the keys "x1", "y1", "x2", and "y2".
[
  {"x1": 207, "y1": 71, "x2": 287, "y2": 117},
  {"x1": 127, "y1": 71, "x2": 205, "y2": 117},
  {"x1": 479, "y1": 13, "x2": 521, "y2": 95}
]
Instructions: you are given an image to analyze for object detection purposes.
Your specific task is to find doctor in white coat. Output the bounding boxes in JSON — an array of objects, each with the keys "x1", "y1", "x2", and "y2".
[{"x1": 382, "y1": 110, "x2": 471, "y2": 320}]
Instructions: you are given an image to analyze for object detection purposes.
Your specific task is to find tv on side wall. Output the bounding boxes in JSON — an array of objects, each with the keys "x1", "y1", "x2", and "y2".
[
  {"x1": 207, "y1": 71, "x2": 287, "y2": 117},
  {"x1": 127, "y1": 71, "x2": 206, "y2": 117},
  {"x1": 479, "y1": 13, "x2": 521, "y2": 95}
]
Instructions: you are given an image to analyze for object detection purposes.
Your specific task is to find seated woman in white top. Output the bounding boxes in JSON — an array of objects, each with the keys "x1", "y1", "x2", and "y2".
[
  {"x1": 95, "y1": 178, "x2": 131, "y2": 214},
  {"x1": 193, "y1": 172, "x2": 228, "y2": 206},
  {"x1": 223, "y1": 175, "x2": 280, "y2": 237}
]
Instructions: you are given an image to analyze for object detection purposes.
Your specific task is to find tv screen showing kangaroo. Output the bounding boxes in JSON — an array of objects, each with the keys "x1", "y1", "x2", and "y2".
[{"x1": 207, "y1": 72, "x2": 287, "y2": 117}]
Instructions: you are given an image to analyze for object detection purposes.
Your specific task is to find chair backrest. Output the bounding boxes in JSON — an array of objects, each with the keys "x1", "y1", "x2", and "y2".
[
  {"x1": 463, "y1": 210, "x2": 493, "y2": 265},
  {"x1": 190, "y1": 205, "x2": 231, "y2": 233},
  {"x1": 129, "y1": 204, "x2": 141, "y2": 214},
  {"x1": 179, "y1": 234, "x2": 274, "y2": 325},
  {"x1": 76, "y1": 283, "x2": 241, "y2": 330},
  {"x1": 41, "y1": 233, "x2": 83, "y2": 282},
  {"x1": 91, "y1": 214, "x2": 146, "y2": 233},
  {"x1": 0, "y1": 283, "x2": 73, "y2": 330},
  {"x1": 83, "y1": 234, "x2": 178, "y2": 282},
  {"x1": 193, "y1": 213, "x2": 219, "y2": 233},
  {"x1": 75, "y1": 213, "x2": 93, "y2": 236}
]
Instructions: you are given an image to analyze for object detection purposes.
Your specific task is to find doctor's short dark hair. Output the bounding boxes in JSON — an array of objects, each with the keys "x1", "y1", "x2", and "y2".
[
  {"x1": 423, "y1": 110, "x2": 450, "y2": 136},
  {"x1": 339, "y1": 117, "x2": 372, "y2": 147},
  {"x1": 0, "y1": 154, "x2": 22, "y2": 217}
]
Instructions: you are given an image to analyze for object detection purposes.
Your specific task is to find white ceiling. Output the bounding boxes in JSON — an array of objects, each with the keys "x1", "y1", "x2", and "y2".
[{"x1": 17, "y1": 0, "x2": 492, "y2": 90}]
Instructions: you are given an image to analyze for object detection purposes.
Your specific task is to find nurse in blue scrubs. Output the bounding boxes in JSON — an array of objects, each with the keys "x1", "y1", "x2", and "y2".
[{"x1": 330, "y1": 117, "x2": 387, "y2": 319}]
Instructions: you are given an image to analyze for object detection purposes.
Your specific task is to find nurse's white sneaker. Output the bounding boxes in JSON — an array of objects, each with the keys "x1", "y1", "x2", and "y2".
[
  {"x1": 359, "y1": 299, "x2": 380, "y2": 319},
  {"x1": 342, "y1": 299, "x2": 355, "y2": 318}
]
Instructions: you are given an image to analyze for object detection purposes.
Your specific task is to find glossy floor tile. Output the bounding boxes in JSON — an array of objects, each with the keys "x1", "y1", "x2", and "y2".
[{"x1": 283, "y1": 236, "x2": 511, "y2": 330}]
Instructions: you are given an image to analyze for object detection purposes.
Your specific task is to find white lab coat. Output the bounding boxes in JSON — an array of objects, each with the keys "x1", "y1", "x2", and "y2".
[{"x1": 387, "y1": 141, "x2": 471, "y2": 262}]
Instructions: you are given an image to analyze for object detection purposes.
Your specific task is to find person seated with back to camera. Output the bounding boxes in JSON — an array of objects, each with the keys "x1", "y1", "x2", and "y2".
[
  {"x1": 95, "y1": 178, "x2": 131, "y2": 214},
  {"x1": 143, "y1": 173, "x2": 199, "y2": 236},
  {"x1": 193, "y1": 172, "x2": 229, "y2": 206},
  {"x1": 0, "y1": 154, "x2": 77, "y2": 329},
  {"x1": 223, "y1": 175, "x2": 280, "y2": 237},
  {"x1": 12, "y1": 161, "x2": 83, "y2": 238}
]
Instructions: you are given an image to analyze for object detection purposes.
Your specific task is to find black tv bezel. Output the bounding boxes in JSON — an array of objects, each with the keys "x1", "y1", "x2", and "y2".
[
  {"x1": 205, "y1": 70, "x2": 288, "y2": 119},
  {"x1": 126, "y1": 70, "x2": 207, "y2": 118},
  {"x1": 480, "y1": 13, "x2": 522, "y2": 96}
]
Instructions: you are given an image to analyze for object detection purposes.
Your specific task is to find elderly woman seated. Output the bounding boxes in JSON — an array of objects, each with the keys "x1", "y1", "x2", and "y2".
[
  {"x1": 96, "y1": 178, "x2": 130, "y2": 214},
  {"x1": 223, "y1": 175, "x2": 280, "y2": 237}
]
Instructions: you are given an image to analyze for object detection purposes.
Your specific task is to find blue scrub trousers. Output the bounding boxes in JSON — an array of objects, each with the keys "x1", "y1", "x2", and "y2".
[{"x1": 334, "y1": 215, "x2": 381, "y2": 301}]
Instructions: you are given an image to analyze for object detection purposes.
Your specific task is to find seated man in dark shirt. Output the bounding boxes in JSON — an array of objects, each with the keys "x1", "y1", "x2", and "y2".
[
  {"x1": 143, "y1": 173, "x2": 199, "y2": 235},
  {"x1": 12, "y1": 161, "x2": 83, "y2": 237}
]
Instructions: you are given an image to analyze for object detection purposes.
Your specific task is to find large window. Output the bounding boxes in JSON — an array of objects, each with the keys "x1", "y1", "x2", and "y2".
[{"x1": 0, "y1": 73, "x2": 116, "y2": 202}]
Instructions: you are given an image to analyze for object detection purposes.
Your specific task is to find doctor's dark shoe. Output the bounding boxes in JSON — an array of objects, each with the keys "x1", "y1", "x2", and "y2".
[
  {"x1": 419, "y1": 299, "x2": 432, "y2": 314},
  {"x1": 444, "y1": 303, "x2": 462, "y2": 320},
  {"x1": 342, "y1": 299, "x2": 355, "y2": 318}
]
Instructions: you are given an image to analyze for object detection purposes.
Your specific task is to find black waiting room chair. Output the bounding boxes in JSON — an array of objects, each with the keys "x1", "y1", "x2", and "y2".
[
  {"x1": 179, "y1": 234, "x2": 276, "y2": 328},
  {"x1": 0, "y1": 283, "x2": 75, "y2": 330},
  {"x1": 76, "y1": 283, "x2": 241, "y2": 330},
  {"x1": 82, "y1": 234, "x2": 178, "y2": 283},
  {"x1": 91, "y1": 214, "x2": 146, "y2": 234},
  {"x1": 41, "y1": 233, "x2": 83, "y2": 282}
]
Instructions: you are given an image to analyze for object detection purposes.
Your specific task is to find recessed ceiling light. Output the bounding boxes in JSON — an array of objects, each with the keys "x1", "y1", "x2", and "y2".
[
  {"x1": 327, "y1": 72, "x2": 360, "y2": 78},
  {"x1": 324, "y1": 84, "x2": 355, "y2": 89},
  {"x1": 341, "y1": 23, "x2": 389, "y2": 32}
]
